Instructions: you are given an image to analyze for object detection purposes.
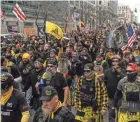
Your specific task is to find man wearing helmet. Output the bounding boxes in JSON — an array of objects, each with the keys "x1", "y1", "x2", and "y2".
[
  {"x1": 112, "y1": 63, "x2": 140, "y2": 122},
  {"x1": 1, "y1": 72, "x2": 30, "y2": 122}
]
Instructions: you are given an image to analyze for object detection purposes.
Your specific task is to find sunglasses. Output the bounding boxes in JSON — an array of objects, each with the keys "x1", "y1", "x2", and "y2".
[
  {"x1": 112, "y1": 60, "x2": 119, "y2": 62},
  {"x1": 47, "y1": 65, "x2": 54, "y2": 68},
  {"x1": 84, "y1": 70, "x2": 91, "y2": 73},
  {"x1": 34, "y1": 61, "x2": 42, "y2": 65},
  {"x1": 126, "y1": 70, "x2": 134, "y2": 73}
]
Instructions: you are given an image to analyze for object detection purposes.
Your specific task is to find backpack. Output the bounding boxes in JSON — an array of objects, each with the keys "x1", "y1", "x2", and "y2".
[{"x1": 54, "y1": 107, "x2": 75, "y2": 122}]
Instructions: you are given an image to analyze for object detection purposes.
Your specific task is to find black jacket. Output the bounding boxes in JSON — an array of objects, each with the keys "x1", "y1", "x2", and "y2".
[
  {"x1": 104, "y1": 67, "x2": 126, "y2": 99},
  {"x1": 33, "y1": 106, "x2": 75, "y2": 122}
]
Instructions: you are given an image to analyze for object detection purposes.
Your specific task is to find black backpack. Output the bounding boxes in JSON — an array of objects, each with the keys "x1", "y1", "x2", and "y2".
[{"x1": 54, "y1": 107, "x2": 75, "y2": 122}]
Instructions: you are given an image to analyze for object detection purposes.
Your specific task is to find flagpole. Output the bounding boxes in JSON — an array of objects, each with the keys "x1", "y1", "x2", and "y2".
[{"x1": 44, "y1": 14, "x2": 48, "y2": 43}]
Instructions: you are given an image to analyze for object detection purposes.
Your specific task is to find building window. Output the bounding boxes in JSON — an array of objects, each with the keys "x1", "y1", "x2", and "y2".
[
  {"x1": 70, "y1": 1, "x2": 74, "y2": 5},
  {"x1": 24, "y1": 22, "x2": 33, "y2": 27},
  {"x1": 7, "y1": 1, "x2": 14, "y2": 3},
  {"x1": 75, "y1": 1, "x2": 79, "y2": 7},
  {"x1": 99, "y1": 1, "x2": 102, "y2": 5}
]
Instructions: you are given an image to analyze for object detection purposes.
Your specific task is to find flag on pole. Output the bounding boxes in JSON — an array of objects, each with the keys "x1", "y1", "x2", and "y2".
[
  {"x1": 13, "y1": 3, "x2": 26, "y2": 22},
  {"x1": 79, "y1": 20, "x2": 85, "y2": 28},
  {"x1": 127, "y1": 24, "x2": 136, "y2": 47},
  {"x1": 121, "y1": 24, "x2": 136, "y2": 51},
  {"x1": 45, "y1": 21, "x2": 63, "y2": 40}
]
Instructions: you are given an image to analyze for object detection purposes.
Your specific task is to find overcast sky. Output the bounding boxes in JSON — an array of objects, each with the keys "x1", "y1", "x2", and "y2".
[{"x1": 118, "y1": 0, "x2": 140, "y2": 23}]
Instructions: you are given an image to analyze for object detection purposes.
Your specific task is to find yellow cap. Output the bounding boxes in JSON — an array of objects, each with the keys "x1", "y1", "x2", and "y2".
[{"x1": 22, "y1": 53, "x2": 31, "y2": 60}]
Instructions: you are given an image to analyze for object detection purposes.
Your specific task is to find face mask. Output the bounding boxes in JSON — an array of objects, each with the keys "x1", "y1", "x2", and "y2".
[
  {"x1": 84, "y1": 70, "x2": 92, "y2": 77},
  {"x1": 23, "y1": 60, "x2": 28, "y2": 64},
  {"x1": 127, "y1": 72, "x2": 137, "y2": 82},
  {"x1": 96, "y1": 60, "x2": 102, "y2": 64},
  {"x1": 35, "y1": 67, "x2": 40, "y2": 71}
]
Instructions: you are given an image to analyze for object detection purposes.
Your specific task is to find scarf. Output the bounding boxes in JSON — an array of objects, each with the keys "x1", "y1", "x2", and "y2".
[
  {"x1": 1, "y1": 86, "x2": 13, "y2": 105},
  {"x1": 51, "y1": 101, "x2": 62, "y2": 119}
]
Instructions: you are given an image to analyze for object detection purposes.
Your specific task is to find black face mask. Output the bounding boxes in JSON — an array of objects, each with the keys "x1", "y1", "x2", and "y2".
[
  {"x1": 127, "y1": 72, "x2": 137, "y2": 82},
  {"x1": 23, "y1": 60, "x2": 28, "y2": 64},
  {"x1": 35, "y1": 67, "x2": 40, "y2": 71}
]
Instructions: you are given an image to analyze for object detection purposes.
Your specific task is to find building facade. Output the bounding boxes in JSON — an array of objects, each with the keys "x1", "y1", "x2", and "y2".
[
  {"x1": 1, "y1": 1, "x2": 70, "y2": 35},
  {"x1": 118, "y1": 5, "x2": 132, "y2": 24},
  {"x1": 95, "y1": 0, "x2": 118, "y2": 27},
  {"x1": 1, "y1": 0, "x2": 119, "y2": 35}
]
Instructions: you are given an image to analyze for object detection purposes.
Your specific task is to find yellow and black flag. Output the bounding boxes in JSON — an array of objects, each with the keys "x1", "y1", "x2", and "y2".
[
  {"x1": 45, "y1": 21, "x2": 63, "y2": 40},
  {"x1": 79, "y1": 20, "x2": 85, "y2": 28}
]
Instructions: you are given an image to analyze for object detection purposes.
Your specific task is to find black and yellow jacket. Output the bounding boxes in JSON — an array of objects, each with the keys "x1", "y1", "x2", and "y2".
[{"x1": 74, "y1": 74, "x2": 108, "y2": 113}]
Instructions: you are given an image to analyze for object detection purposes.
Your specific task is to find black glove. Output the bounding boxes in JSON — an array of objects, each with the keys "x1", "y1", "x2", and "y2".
[{"x1": 110, "y1": 108, "x2": 115, "y2": 119}]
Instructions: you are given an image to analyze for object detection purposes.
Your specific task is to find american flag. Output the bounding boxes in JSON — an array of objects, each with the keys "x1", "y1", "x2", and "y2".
[
  {"x1": 13, "y1": 3, "x2": 26, "y2": 22},
  {"x1": 121, "y1": 24, "x2": 136, "y2": 51}
]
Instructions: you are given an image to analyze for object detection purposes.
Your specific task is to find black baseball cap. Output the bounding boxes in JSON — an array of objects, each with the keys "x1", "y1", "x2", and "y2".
[
  {"x1": 40, "y1": 86, "x2": 58, "y2": 101},
  {"x1": 47, "y1": 58, "x2": 57, "y2": 65}
]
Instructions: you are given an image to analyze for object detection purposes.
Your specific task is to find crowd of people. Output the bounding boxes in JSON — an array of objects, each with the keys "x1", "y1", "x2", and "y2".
[{"x1": 1, "y1": 27, "x2": 140, "y2": 122}]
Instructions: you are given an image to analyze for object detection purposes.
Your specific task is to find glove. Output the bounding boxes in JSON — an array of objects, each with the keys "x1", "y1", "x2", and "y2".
[{"x1": 110, "y1": 108, "x2": 115, "y2": 119}]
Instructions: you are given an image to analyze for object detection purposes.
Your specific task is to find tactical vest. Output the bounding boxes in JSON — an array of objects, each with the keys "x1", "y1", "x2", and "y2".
[
  {"x1": 79, "y1": 77, "x2": 96, "y2": 107},
  {"x1": 36, "y1": 107, "x2": 74, "y2": 122},
  {"x1": 121, "y1": 79, "x2": 140, "y2": 112}
]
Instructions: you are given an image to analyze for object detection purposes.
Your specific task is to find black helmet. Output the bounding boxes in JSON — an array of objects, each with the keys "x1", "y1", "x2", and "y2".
[{"x1": 1, "y1": 72, "x2": 14, "y2": 91}]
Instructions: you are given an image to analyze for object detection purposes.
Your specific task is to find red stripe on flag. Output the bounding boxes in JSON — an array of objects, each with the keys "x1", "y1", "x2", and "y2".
[
  {"x1": 128, "y1": 34, "x2": 136, "y2": 44},
  {"x1": 13, "y1": 9, "x2": 24, "y2": 21},
  {"x1": 14, "y1": 6, "x2": 26, "y2": 20},
  {"x1": 128, "y1": 34, "x2": 136, "y2": 47}
]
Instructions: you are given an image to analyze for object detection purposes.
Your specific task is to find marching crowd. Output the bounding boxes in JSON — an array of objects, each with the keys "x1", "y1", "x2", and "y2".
[{"x1": 1, "y1": 28, "x2": 140, "y2": 122}]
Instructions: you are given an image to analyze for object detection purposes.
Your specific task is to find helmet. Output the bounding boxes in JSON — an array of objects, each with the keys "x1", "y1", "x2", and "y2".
[{"x1": 1, "y1": 72, "x2": 14, "y2": 91}]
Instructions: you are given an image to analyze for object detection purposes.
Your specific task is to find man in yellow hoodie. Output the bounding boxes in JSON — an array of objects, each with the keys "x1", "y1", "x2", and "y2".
[{"x1": 1, "y1": 71, "x2": 30, "y2": 122}]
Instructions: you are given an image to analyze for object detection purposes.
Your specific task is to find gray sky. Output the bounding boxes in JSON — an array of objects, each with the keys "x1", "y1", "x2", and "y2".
[{"x1": 118, "y1": 0, "x2": 140, "y2": 23}]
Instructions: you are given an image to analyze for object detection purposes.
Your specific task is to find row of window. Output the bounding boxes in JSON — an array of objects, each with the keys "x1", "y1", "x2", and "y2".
[{"x1": 118, "y1": 6, "x2": 128, "y2": 10}]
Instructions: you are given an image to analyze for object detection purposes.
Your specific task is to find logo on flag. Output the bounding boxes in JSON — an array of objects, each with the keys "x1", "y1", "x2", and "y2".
[
  {"x1": 45, "y1": 21, "x2": 63, "y2": 40},
  {"x1": 13, "y1": 3, "x2": 26, "y2": 22}
]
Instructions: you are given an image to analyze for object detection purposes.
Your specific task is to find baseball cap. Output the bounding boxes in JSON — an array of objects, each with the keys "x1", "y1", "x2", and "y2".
[
  {"x1": 35, "y1": 58, "x2": 44, "y2": 64},
  {"x1": 47, "y1": 58, "x2": 57, "y2": 65},
  {"x1": 40, "y1": 86, "x2": 58, "y2": 101},
  {"x1": 22, "y1": 53, "x2": 31, "y2": 60},
  {"x1": 50, "y1": 49, "x2": 57, "y2": 54},
  {"x1": 126, "y1": 63, "x2": 138, "y2": 71}
]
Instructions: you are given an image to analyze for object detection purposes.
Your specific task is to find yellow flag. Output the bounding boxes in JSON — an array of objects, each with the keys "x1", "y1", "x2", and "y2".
[{"x1": 45, "y1": 21, "x2": 63, "y2": 40}]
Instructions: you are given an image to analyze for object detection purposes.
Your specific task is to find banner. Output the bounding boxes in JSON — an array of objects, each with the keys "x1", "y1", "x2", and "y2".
[
  {"x1": 24, "y1": 27, "x2": 36, "y2": 37},
  {"x1": 45, "y1": 21, "x2": 63, "y2": 40}
]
